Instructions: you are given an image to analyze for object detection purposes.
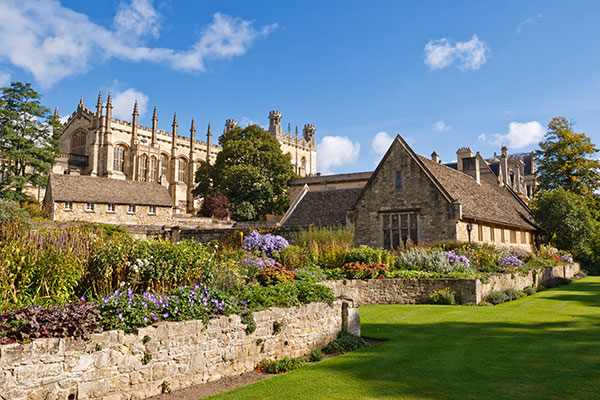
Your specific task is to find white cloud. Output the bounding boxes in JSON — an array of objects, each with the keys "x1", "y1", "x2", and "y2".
[
  {"x1": 516, "y1": 14, "x2": 542, "y2": 34},
  {"x1": 59, "y1": 115, "x2": 69, "y2": 124},
  {"x1": 317, "y1": 136, "x2": 360, "y2": 174},
  {"x1": 114, "y1": 0, "x2": 160, "y2": 42},
  {"x1": 371, "y1": 131, "x2": 394, "y2": 156},
  {"x1": 0, "y1": 71, "x2": 10, "y2": 86},
  {"x1": 479, "y1": 121, "x2": 545, "y2": 149},
  {"x1": 0, "y1": 0, "x2": 277, "y2": 87},
  {"x1": 433, "y1": 120, "x2": 451, "y2": 132},
  {"x1": 239, "y1": 117, "x2": 257, "y2": 127},
  {"x1": 112, "y1": 88, "x2": 149, "y2": 120},
  {"x1": 424, "y1": 35, "x2": 488, "y2": 71}
]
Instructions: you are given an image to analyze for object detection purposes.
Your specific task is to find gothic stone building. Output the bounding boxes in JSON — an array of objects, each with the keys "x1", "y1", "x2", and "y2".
[
  {"x1": 282, "y1": 135, "x2": 537, "y2": 250},
  {"x1": 54, "y1": 93, "x2": 317, "y2": 215}
]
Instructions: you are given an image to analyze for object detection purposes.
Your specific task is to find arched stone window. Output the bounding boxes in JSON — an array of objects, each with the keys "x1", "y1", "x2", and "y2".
[
  {"x1": 70, "y1": 132, "x2": 86, "y2": 155},
  {"x1": 299, "y1": 157, "x2": 307, "y2": 176},
  {"x1": 160, "y1": 154, "x2": 169, "y2": 179},
  {"x1": 113, "y1": 145, "x2": 127, "y2": 172},
  {"x1": 178, "y1": 158, "x2": 187, "y2": 182},
  {"x1": 139, "y1": 154, "x2": 149, "y2": 181},
  {"x1": 150, "y1": 156, "x2": 158, "y2": 182}
]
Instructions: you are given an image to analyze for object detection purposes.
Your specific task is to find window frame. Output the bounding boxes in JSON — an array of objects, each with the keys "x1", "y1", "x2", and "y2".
[
  {"x1": 381, "y1": 212, "x2": 418, "y2": 250},
  {"x1": 107, "y1": 203, "x2": 115, "y2": 213},
  {"x1": 395, "y1": 171, "x2": 403, "y2": 189},
  {"x1": 64, "y1": 201, "x2": 72, "y2": 211},
  {"x1": 128, "y1": 204, "x2": 136, "y2": 214},
  {"x1": 149, "y1": 205, "x2": 156, "y2": 215},
  {"x1": 86, "y1": 202, "x2": 94, "y2": 212}
]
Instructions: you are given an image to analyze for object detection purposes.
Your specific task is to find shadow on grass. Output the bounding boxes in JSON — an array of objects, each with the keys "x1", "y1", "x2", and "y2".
[{"x1": 213, "y1": 279, "x2": 600, "y2": 400}]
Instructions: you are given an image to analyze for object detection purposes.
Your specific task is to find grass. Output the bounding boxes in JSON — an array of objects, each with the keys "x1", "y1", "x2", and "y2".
[{"x1": 209, "y1": 277, "x2": 600, "y2": 400}]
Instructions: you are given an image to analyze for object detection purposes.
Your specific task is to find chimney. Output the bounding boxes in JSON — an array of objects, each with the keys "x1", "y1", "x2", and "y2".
[
  {"x1": 431, "y1": 150, "x2": 440, "y2": 163},
  {"x1": 456, "y1": 147, "x2": 473, "y2": 171},
  {"x1": 461, "y1": 152, "x2": 481, "y2": 184}
]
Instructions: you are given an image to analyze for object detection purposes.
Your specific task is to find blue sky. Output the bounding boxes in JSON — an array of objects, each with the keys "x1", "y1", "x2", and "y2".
[{"x1": 1, "y1": 0, "x2": 599, "y2": 174}]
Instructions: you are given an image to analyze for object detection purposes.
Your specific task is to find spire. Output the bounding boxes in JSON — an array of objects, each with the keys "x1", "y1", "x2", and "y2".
[
  {"x1": 172, "y1": 112, "x2": 178, "y2": 129},
  {"x1": 96, "y1": 91, "x2": 102, "y2": 108},
  {"x1": 207, "y1": 122, "x2": 212, "y2": 137},
  {"x1": 190, "y1": 118, "x2": 196, "y2": 137},
  {"x1": 171, "y1": 112, "x2": 178, "y2": 150},
  {"x1": 288, "y1": 122, "x2": 291, "y2": 134},
  {"x1": 133, "y1": 100, "x2": 139, "y2": 117},
  {"x1": 295, "y1": 125, "x2": 298, "y2": 137},
  {"x1": 54, "y1": 107, "x2": 59, "y2": 118},
  {"x1": 206, "y1": 123, "x2": 213, "y2": 164},
  {"x1": 151, "y1": 106, "x2": 158, "y2": 146},
  {"x1": 106, "y1": 92, "x2": 112, "y2": 109},
  {"x1": 152, "y1": 106, "x2": 157, "y2": 121}
]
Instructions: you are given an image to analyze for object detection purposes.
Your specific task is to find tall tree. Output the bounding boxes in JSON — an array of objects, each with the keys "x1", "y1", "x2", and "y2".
[
  {"x1": 535, "y1": 117, "x2": 600, "y2": 197},
  {"x1": 193, "y1": 124, "x2": 295, "y2": 221},
  {"x1": 0, "y1": 82, "x2": 61, "y2": 200}
]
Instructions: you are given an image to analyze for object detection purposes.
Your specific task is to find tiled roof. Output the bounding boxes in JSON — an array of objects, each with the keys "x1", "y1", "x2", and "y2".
[
  {"x1": 289, "y1": 172, "x2": 372, "y2": 186},
  {"x1": 282, "y1": 188, "x2": 362, "y2": 227},
  {"x1": 417, "y1": 155, "x2": 536, "y2": 229},
  {"x1": 46, "y1": 174, "x2": 173, "y2": 206}
]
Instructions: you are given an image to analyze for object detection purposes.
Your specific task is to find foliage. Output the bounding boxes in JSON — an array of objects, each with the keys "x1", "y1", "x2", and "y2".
[
  {"x1": 485, "y1": 290, "x2": 509, "y2": 305},
  {"x1": 0, "y1": 199, "x2": 30, "y2": 225},
  {"x1": 308, "y1": 348, "x2": 323, "y2": 362},
  {"x1": 0, "y1": 82, "x2": 61, "y2": 200},
  {"x1": 279, "y1": 245, "x2": 312, "y2": 271},
  {"x1": 339, "y1": 261, "x2": 388, "y2": 279},
  {"x1": 240, "y1": 281, "x2": 334, "y2": 311},
  {"x1": 256, "y1": 357, "x2": 306, "y2": 374},
  {"x1": 97, "y1": 284, "x2": 242, "y2": 333},
  {"x1": 0, "y1": 301, "x2": 101, "y2": 344},
  {"x1": 199, "y1": 192, "x2": 231, "y2": 219},
  {"x1": 530, "y1": 188, "x2": 596, "y2": 259},
  {"x1": 497, "y1": 253, "x2": 525, "y2": 272},
  {"x1": 344, "y1": 246, "x2": 394, "y2": 266},
  {"x1": 293, "y1": 265, "x2": 327, "y2": 282},
  {"x1": 242, "y1": 230, "x2": 289, "y2": 259},
  {"x1": 429, "y1": 287, "x2": 456, "y2": 305},
  {"x1": 255, "y1": 263, "x2": 296, "y2": 286},
  {"x1": 395, "y1": 248, "x2": 455, "y2": 273},
  {"x1": 297, "y1": 226, "x2": 353, "y2": 269},
  {"x1": 322, "y1": 331, "x2": 370, "y2": 354},
  {"x1": 542, "y1": 277, "x2": 572, "y2": 289},
  {"x1": 535, "y1": 117, "x2": 600, "y2": 197},
  {"x1": 504, "y1": 288, "x2": 525, "y2": 301},
  {"x1": 241, "y1": 311, "x2": 256, "y2": 335},
  {"x1": 523, "y1": 286, "x2": 536, "y2": 296},
  {"x1": 193, "y1": 124, "x2": 295, "y2": 220}
]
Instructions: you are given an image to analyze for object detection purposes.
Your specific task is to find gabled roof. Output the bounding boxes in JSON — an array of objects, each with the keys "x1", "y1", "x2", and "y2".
[
  {"x1": 46, "y1": 174, "x2": 172, "y2": 207},
  {"x1": 351, "y1": 135, "x2": 536, "y2": 230},
  {"x1": 281, "y1": 188, "x2": 362, "y2": 227},
  {"x1": 289, "y1": 171, "x2": 372, "y2": 186}
]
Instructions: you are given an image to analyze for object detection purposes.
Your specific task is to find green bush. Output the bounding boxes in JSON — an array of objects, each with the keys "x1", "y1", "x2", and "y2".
[
  {"x1": 297, "y1": 226, "x2": 353, "y2": 269},
  {"x1": 523, "y1": 286, "x2": 536, "y2": 296},
  {"x1": 344, "y1": 246, "x2": 393, "y2": 266},
  {"x1": 504, "y1": 288, "x2": 524, "y2": 301},
  {"x1": 395, "y1": 248, "x2": 454, "y2": 273},
  {"x1": 241, "y1": 281, "x2": 334, "y2": 311},
  {"x1": 257, "y1": 357, "x2": 306, "y2": 374},
  {"x1": 322, "y1": 331, "x2": 370, "y2": 354},
  {"x1": 279, "y1": 245, "x2": 312, "y2": 270},
  {"x1": 486, "y1": 291, "x2": 509, "y2": 305},
  {"x1": 0, "y1": 199, "x2": 30, "y2": 225},
  {"x1": 430, "y1": 287, "x2": 456, "y2": 305},
  {"x1": 309, "y1": 348, "x2": 323, "y2": 362}
]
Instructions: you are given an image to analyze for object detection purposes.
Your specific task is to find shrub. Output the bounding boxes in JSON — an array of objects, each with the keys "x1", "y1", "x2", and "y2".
[
  {"x1": 293, "y1": 265, "x2": 326, "y2": 282},
  {"x1": 241, "y1": 281, "x2": 334, "y2": 310},
  {"x1": 344, "y1": 246, "x2": 393, "y2": 266},
  {"x1": 0, "y1": 199, "x2": 30, "y2": 225},
  {"x1": 486, "y1": 290, "x2": 509, "y2": 305},
  {"x1": 279, "y1": 245, "x2": 311, "y2": 271},
  {"x1": 0, "y1": 301, "x2": 101, "y2": 344},
  {"x1": 498, "y1": 253, "x2": 525, "y2": 270},
  {"x1": 255, "y1": 263, "x2": 296, "y2": 286},
  {"x1": 504, "y1": 288, "x2": 524, "y2": 301},
  {"x1": 309, "y1": 348, "x2": 323, "y2": 362},
  {"x1": 395, "y1": 248, "x2": 454, "y2": 273},
  {"x1": 446, "y1": 251, "x2": 471, "y2": 269},
  {"x1": 508, "y1": 247, "x2": 533, "y2": 262},
  {"x1": 543, "y1": 277, "x2": 572, "y2": 288},
  {"x1": 243, "y1": 230, "x2": 289, "y2": 258},
  {"x1": 256, "y1": 357, "x2": 306, "y2": 374},
  {"x1": 430, "y1": 287, "x2": 456, "y2": 305},
  {"x1": 322, "y1": 331, "x2": 370, "y2": 354},
  {"x1": 523, "y1": 286, "x2": 536, "y2": 296},
  {"x1": 200, "y1": 193, "x2": 231, "y2": 219},
  {"x1": 297, "y1": 226, "x2": 353, "y2": 269},
  {"x1": 340, "y1": 261, "x2": 388, "y2": 279},
  {"x1": 230, "y1": 201, "x2": 257, "y2": 221}
]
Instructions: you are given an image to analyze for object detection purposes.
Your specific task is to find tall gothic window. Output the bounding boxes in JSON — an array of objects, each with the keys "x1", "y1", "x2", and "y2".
[
  {"x1": 139, "y1": 155, "x2": 149, "y2": 181},
  {"x1": 178, "y1": 158, "x2": 187, "y2": 182},
  {"x1": 150, "y1": 157, "x2": 158, "y2": 182},
  {"x1": 70, "y1": 132, "x2": 86, "y2": 155},
  {"x1": 160, "y1": 155, "x2": 168, "y2": 179},
  {"x1": 113, "y1": 145, "x2": 126, "y2": 172},
  {"x1": 299, "y1": 157, "x2": 307, "y2": 176}
]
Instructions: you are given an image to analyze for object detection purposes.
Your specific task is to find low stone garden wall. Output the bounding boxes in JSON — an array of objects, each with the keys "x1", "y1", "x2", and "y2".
[
  {"x1": 0, "y1": 301, "x2": 359, "y2": 400},
  {"x1": 322, "y1": 263, "x2": 581, "y2": 306}
]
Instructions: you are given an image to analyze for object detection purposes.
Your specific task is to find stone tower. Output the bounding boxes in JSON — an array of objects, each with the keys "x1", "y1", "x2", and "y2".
[{"x1": 269, "y1": 110, "x2": 282, "y2": 137}]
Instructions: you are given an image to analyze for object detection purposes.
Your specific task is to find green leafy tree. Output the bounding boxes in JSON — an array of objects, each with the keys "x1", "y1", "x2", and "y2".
[
  {"x1": 0, "y1": 82, "x2": 61, "y2": 200},
  {"x1": 193, "y1": 124, "x2": 295, "y2": 221},
  {"x1": 529, "y1": 188, "x2": 597, "y2": 258},
  {"x1": 535, "y1": 117, "x2": 600, "y2": 197}
]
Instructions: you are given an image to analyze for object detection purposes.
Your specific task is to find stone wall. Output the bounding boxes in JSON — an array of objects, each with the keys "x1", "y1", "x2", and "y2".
[
  {"x1": 323, "y1": 264, "x2": 581, "y2": 306},
  {"x1": 51, "y1": 201, "x2": 172, "y2": 225},
  {"x1": 0, "y1": 301, "x2": 359, "y2": 400}
]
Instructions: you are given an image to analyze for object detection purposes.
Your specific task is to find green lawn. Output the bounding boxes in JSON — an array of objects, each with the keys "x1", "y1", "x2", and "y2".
[{"x1": 210, "y1": 277, "x2": 600, "y2": 400}]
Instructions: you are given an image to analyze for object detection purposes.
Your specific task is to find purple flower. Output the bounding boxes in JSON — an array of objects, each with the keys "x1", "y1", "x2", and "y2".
[{"x1": 498, "y1": 253, "x2": 524, "y2": 268}]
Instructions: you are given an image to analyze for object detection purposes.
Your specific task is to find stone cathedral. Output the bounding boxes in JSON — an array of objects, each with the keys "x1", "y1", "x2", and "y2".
[{"x1": 55, "y1": 93, "x2": 317, "y2": 213}]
